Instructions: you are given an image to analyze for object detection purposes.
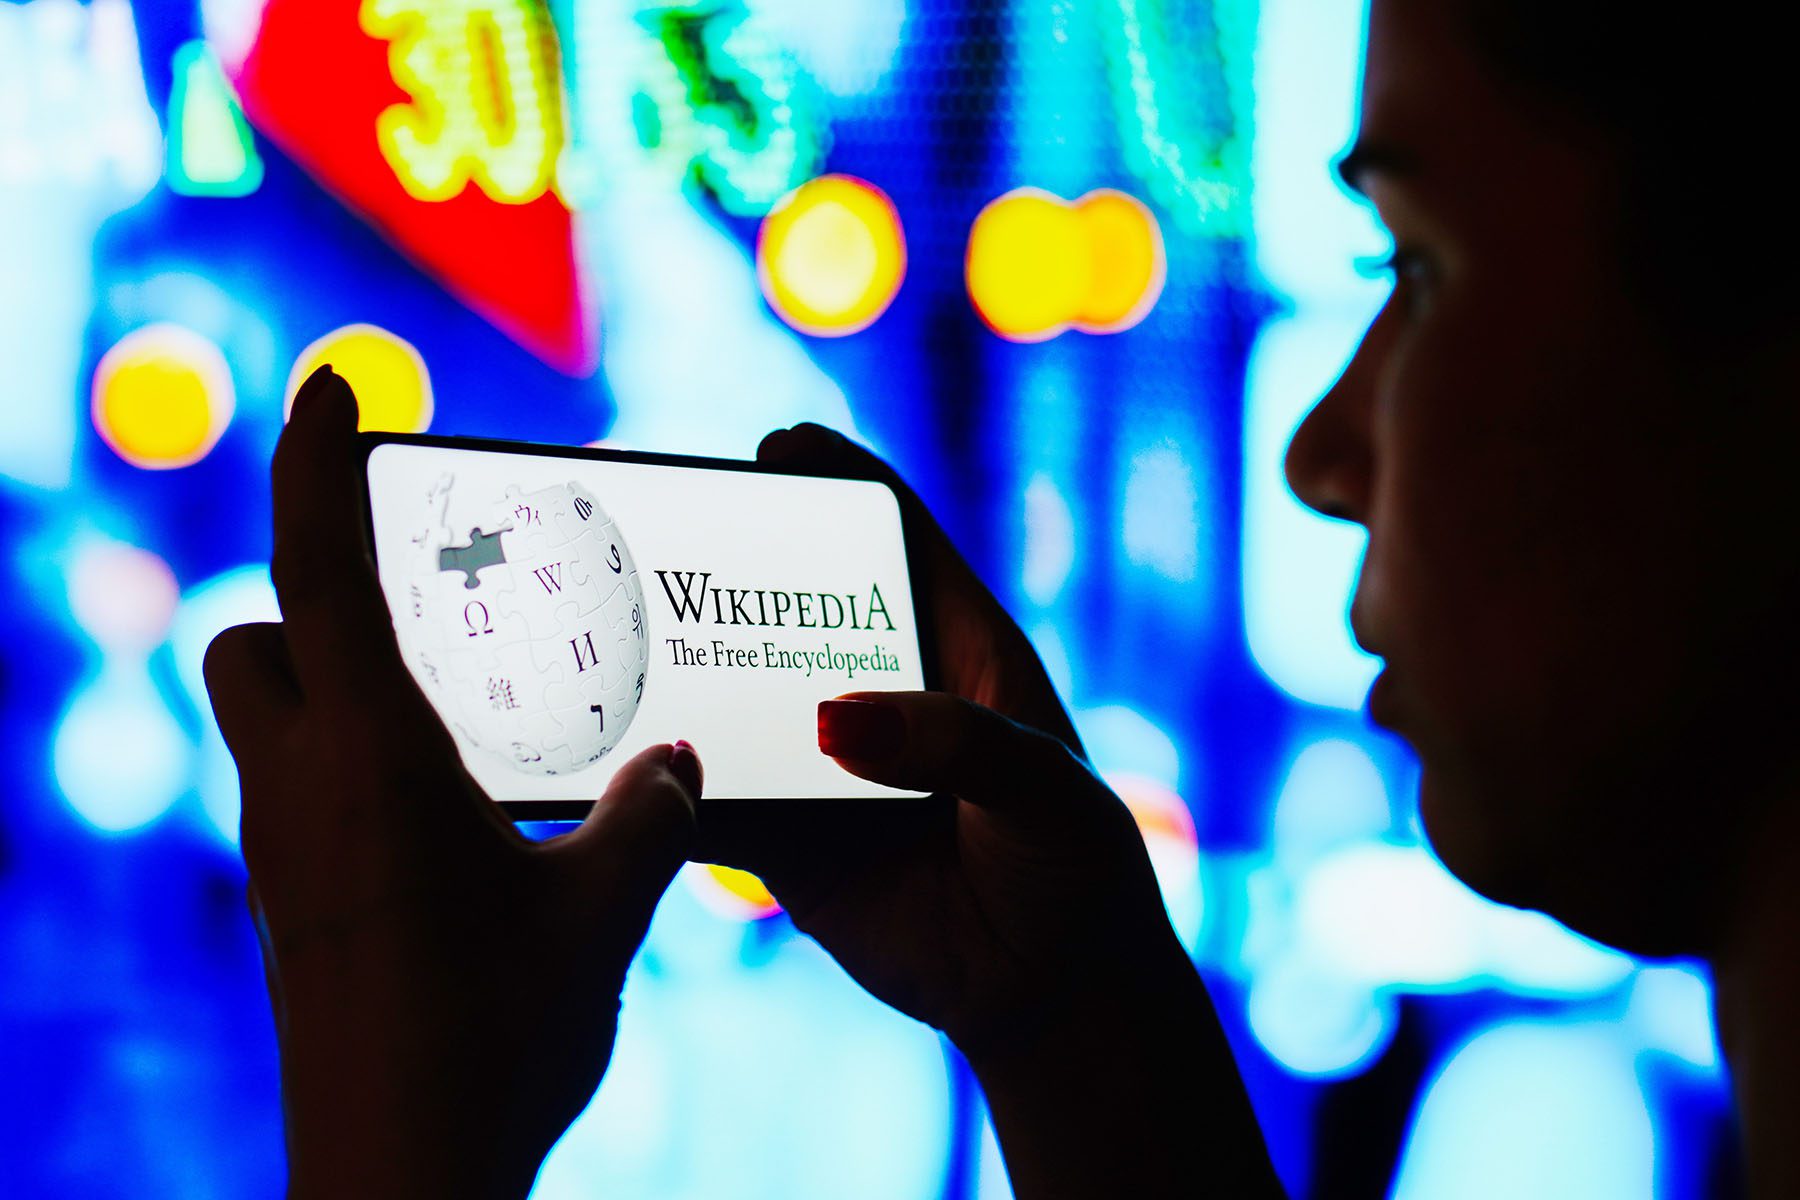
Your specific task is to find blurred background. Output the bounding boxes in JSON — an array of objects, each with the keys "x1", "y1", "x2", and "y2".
[{"x1": 0, "y1": 0, "x2": 1739, "y2": 1195}]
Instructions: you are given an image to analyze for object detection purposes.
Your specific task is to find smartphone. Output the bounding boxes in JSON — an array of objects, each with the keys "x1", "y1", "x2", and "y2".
[{"x1": 361, "y1": 432, "x2": 937, "y2": 819}]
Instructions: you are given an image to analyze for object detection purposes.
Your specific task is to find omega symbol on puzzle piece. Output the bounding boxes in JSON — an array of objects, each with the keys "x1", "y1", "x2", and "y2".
[{"x1": 399, "y1": 475, "x2": 650, "y2": 777}]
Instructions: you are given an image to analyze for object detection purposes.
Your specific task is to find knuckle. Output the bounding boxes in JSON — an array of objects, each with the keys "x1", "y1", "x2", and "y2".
[
  {"x1": 201, "y1": 630, "x2": 244, "y2": 689},
  {"x1": 1020, "y1": 724, "x2": 1079, "y2": 775}
]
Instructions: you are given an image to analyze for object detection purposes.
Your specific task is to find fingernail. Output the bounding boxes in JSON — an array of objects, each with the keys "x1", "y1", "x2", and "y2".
[
  {"x1": 667, "y1": 739, "x2": 703, "y2": 800},
  {"x1": 818, "y1": 699, "x2": 905, "y2": 760}
]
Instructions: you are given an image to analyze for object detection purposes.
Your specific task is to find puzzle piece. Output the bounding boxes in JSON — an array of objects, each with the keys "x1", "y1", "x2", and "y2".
[
  {"x1": 546, "y1": 703, "x2": 612, "y2": 769},
  {"x1": 444, "y1": 629, "x2": 554, "y2": 712},
  {"x1": 532, "y1": 604, "x2": 630, "y2": 695},
  {"x1": 560, "y1": 520, "x2": 619, "y2": 596},
  {"x1": 409, "y1": 474, "x2": 455, "y2": 556},
  {"x1": 400, "y1": 474, "x2": 648, "y2": 779},
  {"x1": 438, "y1": 525, "x2": 511, "y2": 589},
  {"x1": 506, "y1": 708, "x2": 575, "y2": 775},
  {"x1": 493, "y1": 547, "x2": 606, "y2": 640},
  {"x1": 551, "y1": 481, "x2": 604, "y2": 547},
  {"x1": 496, "y1": 482, "x2": 574, "y2": 563}
]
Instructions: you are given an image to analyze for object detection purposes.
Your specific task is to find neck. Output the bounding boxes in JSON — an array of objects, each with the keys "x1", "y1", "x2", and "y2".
[{"x1": 1713, "y1": 795, "x2": 1800, "y2": 1198}]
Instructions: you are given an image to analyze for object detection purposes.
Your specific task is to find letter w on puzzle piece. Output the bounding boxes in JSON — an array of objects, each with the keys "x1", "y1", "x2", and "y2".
[{"x1": 494, "y1": 550, "x2": 605, "y2": 640}]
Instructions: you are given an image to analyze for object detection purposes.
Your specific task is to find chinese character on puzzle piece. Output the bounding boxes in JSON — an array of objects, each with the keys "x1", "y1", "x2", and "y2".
[{"x1": 487, "y1": 676, "x2": 519, "y2": 711}]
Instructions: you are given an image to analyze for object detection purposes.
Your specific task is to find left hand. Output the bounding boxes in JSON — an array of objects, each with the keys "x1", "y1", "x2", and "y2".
[{"x1": 205, "y1": 367, "x2": 701, "y2": 1198}]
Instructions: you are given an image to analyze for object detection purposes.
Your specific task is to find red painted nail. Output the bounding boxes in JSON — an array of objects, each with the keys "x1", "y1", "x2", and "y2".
[
  {"x1": 818, "y1": 699, "x2": 905, "y2": 760},
  {"x1": 668, "y1": 739, "x2": 703, "y2": 800}
]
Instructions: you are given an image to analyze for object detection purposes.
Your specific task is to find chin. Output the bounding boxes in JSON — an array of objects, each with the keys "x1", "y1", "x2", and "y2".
[
  {"x1": 1415, "y1": 769, "x2": 1537, "y2": 911},
  {"x1": 1416, "y1": 764, "x2": 1718, "y2": 959}
]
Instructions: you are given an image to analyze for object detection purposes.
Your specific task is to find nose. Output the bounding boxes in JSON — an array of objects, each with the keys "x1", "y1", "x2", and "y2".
[{"x1": 1283, "y1": 318, "x2": 1379, "y2": 525}]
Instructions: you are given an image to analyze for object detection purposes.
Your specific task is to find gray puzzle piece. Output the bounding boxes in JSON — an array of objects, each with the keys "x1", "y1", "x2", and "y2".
[{"x1": 439, "y1": 527, "x2": 509, "y2": 589}]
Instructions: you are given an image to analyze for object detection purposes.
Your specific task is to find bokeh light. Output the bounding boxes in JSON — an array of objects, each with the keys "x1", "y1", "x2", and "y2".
[
  {"x1": 286, "y1": 323, "x2": 434, "y2": 432},
  {"x1": 1391, "y1": 1022, "x2": 1654, "y2": 1200},
  {"x1": 54, "y1": 661, "x2": 192, "y2": 834},
  {"x1": 91, "y1": 322, "x2": 235, "y2": 469},
  {"x1": 1110, "y1": 770, "x2": 1205, "y2": 951},
  {"x1": 966, "y1": 187, "x2": 1165, "y2": 341},
  {"x1": 1073, "y1": 189, "x2": 1166, "y2": 332},
  {"x1": 757, "y1": 174, "x2": 906, "y2": 336},
  {"x1": 66, "y1": 538, "x2": 181, "y2": 656},
  {"x1": 688, "y1": 862, "x2": 784, "y2": 922},
  {"x1": 966, "y1": 188, "x2": 1090, "y2": 342},
  {"x1": 2, "y1": 0, "x2": 1741, "y2": 1191},
  {"x1": 168, "y1": 565, "x2": 281, "y2": 845}
]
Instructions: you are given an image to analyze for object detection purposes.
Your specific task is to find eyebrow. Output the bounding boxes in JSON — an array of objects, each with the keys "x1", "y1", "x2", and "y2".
[{"x1": 1334, "y1": 140, "x2": 1419, "y2": 195}]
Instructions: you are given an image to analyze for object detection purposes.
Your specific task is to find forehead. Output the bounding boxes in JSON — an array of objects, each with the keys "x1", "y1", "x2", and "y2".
[
  {"x1": 1359, "y1": 0, "x2": 1503, "y2": 165},
  {"x1": 1353, "y1": 0, "x2": 1614, "y2": 228}
]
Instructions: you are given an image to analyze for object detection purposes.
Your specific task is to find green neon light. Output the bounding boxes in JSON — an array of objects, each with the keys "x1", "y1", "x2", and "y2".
[
  {"x1": 167, "y1": 41, "x2": 264, "y2": 198},
  {"x1": 636, "y1": 1, "x2": 827, "y2": 215},
  {"x1": 1101, "y1": 0, "x2": 1255, "y2": 237}
]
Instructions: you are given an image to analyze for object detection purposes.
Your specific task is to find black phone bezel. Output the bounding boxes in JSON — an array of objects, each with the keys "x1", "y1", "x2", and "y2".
[{"x1": 358, "y1": 430, "x2": 944, "y2": 823}]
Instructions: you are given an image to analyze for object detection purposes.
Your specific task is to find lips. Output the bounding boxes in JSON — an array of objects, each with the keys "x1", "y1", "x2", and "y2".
[{"x1": 1349, "y1": 595, "x2": 1404, "y2": 729}]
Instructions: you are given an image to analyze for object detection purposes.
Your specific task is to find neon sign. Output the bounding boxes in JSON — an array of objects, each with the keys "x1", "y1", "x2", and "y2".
[
  {"x1": 361, "y1": 0, "x2": 565, "y2": 204},
  {"x1": 230, "y1": 0, "x2": 594, "y2": 374},
  {"x1": 637, "y1": 2, "x2": 827, "y2": 216},
  {"x1": 1101, "y1": 0, "x2": 1254, "y2": 236}
]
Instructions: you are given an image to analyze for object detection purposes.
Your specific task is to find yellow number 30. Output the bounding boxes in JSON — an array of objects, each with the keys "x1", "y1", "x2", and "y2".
[{"x1": 362, "y1": 0, "x2": 564, "y2": 205}]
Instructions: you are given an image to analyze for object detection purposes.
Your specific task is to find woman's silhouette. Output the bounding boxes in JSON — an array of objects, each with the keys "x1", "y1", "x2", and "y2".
[{"x1": 207, "y1": 1, "x2": 1797, "y2": 1193}]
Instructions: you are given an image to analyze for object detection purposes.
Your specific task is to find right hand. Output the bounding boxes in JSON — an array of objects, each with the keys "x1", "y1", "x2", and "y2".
[
  {"x1": 728, "y1": 426, "x2": 1188, "y2": 1054},
  {"x1": 732, "y1": 429, "x2": 1279, "y2": 1197},
  {"x1": 757, "y1": 424, "x2": 1084, "y2": 754}
]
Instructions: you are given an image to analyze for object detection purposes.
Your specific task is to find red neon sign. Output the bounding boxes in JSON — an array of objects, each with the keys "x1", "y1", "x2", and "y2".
[{"x1": 230, "y1": 0, "x2": 596, "y2": 375}]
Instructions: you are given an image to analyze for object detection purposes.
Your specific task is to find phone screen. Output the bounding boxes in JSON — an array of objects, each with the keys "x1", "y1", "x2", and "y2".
[{"x1": 364, "y1": 439, "x2": 929, "y2": 808}]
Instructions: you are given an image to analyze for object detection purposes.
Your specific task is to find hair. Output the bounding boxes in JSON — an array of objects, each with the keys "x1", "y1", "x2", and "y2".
[{"x1": 1461, "y1": 3, "x2": 1792, "y2": 339}]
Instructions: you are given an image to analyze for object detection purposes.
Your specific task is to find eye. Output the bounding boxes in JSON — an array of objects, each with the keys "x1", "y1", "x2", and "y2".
[{"x1": 1357, "y1": 245, "x2": 1438, "y2": 318}]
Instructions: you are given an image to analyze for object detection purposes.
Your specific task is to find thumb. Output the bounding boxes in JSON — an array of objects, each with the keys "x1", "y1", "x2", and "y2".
[
  {"x1": 817, "y1": 692, "x2": 1102, "y2": 817},
  {"x1": 552, "y1": 742, "x2": 701, "y2": 941}
]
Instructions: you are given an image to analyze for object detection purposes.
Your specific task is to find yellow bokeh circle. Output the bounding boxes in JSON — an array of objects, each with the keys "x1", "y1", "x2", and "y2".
[
  {"x1": 689, "y1": 862, "x2": 784, "y2": 922},
  {"x1": 1074, "y1": 189, "x2": 1166, "y2": 333},
  {"x1": 966, "y1": 187, "x2": 1164, "y2": 341},
  {"x1": 287, "y1": 324, "x2": 433, "y2": 433},
  {"x1": 92, "y1": 323, "x2": 235, "y2": 469},
  {"x1": 758, "y1": 174, "x2": 906, "y2": 337},
  {"x1": 965, "y1": 188, "x2": 1090, "y2": 342}
]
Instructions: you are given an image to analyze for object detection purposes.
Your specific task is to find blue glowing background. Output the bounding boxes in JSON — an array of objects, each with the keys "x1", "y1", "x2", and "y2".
[{"x1": 0, "y1": 0, "x2": 1738, "y2": 1196}]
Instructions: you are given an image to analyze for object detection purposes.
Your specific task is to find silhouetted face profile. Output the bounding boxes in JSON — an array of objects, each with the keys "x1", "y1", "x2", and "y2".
[{"x1": 1285, "y1": 0, "x2": 1800, "y2": 957}]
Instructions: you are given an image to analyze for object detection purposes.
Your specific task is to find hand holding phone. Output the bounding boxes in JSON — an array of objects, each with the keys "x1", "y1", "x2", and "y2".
[
  {"x1": 724, "y1": 426, "x2": 1281, "y2": 1197},
  {"x1": 205, "y1": 369, "x2": 701, "y2": 1195}
]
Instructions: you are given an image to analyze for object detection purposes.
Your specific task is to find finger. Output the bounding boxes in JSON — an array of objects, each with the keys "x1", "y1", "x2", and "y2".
[
  {"x1": 204, "y1": 622, "x2": 300, "y2": 761},
  {"x1": 758, "y1": 425, "x2": 1084, "y2": 753},
  {"x1": 756, "y1": 426, "x2": 970, "y2": 590},
  {"x1": 757, "y1": 424, "x2": 961, "y2": 573},
  {"x1": 690, "y1": 791, "x2": 947, "y2": 896},
  {"x1": 268, "y1": 365, "x2": 412, "y2": 707},
  {"x1": 816, "y1": 692, "x2": 1103, "y2": 817},
  {"x1": 548, "y1": 741, "x2": 700, "y2": 939},
  {"x1": 246, "y1": 881, "x2": 289, "y2": 1038}
]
